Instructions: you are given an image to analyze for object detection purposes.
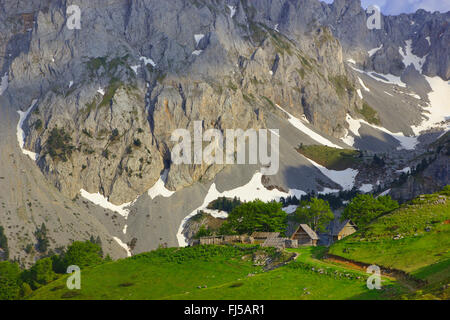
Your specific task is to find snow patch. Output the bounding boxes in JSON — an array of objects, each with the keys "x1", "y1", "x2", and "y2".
[
  {"x1": 282, "y1": 205, "x2": 298, "y2": 214},
  {"x1": 396, "y1": 167, "x2": 411, "y2": 174},
  {"x1": 378, "y1": 189, "x2": 391, "y2": 197},
  {"x1": 201, "y1": 209, "x2": 229, "y2": 219},
  {"x1": 368, "y1": 44, "x2": 383, "y2": 57},
  {"x1": 131, "y1": 65, "x2": 140, "y2": 75},
  {"x1": 276, "y1": 104, "x2": 343, "y2": 149},
  {"x1": 97, "y1": 87, "x2": 105, "y2": 95},
  {"x1": 359, "y1": 184, "x2": 373, "y2": 193},
  {"x1": 194, "y1": 34, "x2": 205, "y2": 46},
  {"x1": 140, "y1": 56, "x2": 156, "y2": 67},
  {"x1": 347, "y1": 59, "x2": 356, "y2": 64},
  {"x1": 80, "y1": 189, "x2": 133, "y2": 218},
  {"x1": 17, "y1": 100, "x2": 39, "y2": 161},
  {"x1": 351, "y1": 65, "x2": 406, "y2": 87},
  {"x1": 227, "y1": 5, "x2": 236, "y2": 18},
  {"x1": 113, "y1": 237, "x2": 131, "y2": 257},
  {"x1": 147, "y1": 170, "x2": 175, "y2": 200},
  {"x1": 303, "y1": 157, "x2": 358, "y2": 191},
  {"x1": 425, "y1": 36, "x2": 431, "y2": 46},
  {"x1": 192, "y1": 50, "x2": 203, "y2": 56},
  {"x1": 358, "y1": 77, "x2": 370, "y2": 92},
  {"x1": 411, "y1": 76, "x2": 450, "y2": 135},
  {"x1": 399, "y1": 40, "x2": 427, "y2": 73},
  {"x1": 318, "y1": 188, "x2": 341, "y2": 195},
  {"x1": 68, "y1": 81, "x2": 73, "y2": 88},
  {"x1": 357, "y1": 89, "x2": 363, "y2": 99}
]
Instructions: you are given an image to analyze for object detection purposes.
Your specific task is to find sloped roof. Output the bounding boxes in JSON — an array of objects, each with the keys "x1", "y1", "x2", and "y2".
[
  {"x1": 330, "y1": 220, "x2": 357, "y2": 236},
  {"x1": 251, "y1": 232, "x2": 280, "y2": 239},
  {"x1": 293, "y1": 224, "x2": 319, "y2": 240},
  {"x1": 262, "y1": 237, "x2": 286, "y2": 248}
]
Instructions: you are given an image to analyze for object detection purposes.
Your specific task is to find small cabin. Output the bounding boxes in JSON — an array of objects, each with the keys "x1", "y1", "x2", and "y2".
[
  {"x1": 331, "y1": 220, "x2": 357, "y2": 242},
  {"x1": 291, "y1": 224, "x2": 319, "y2": 246},
  {"x1": 251, "y1": 232, "x2": 280, "y2": 244}
]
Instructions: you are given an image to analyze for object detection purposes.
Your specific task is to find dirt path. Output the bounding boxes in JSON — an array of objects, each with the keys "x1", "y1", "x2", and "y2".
[{"x1": 323, "y1": 254, "x2": 424, "y2": 292}]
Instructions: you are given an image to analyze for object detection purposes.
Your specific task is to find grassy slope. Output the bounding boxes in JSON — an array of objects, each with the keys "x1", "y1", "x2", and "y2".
[
  {"x1": 329, "y1": 190, "x2": 450, "y2": 299},
  {"x1": 296, "y1": 145, "x2": 360, "y2": 170},
  {"x1": 30, "y1": 246, "x2": 402, "y2": 300}
]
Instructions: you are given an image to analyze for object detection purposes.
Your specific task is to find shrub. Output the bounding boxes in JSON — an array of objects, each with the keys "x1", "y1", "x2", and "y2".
[
  {"x1": 0, "y1": 261, "x2": 21, "y2": 300},
  {"x1": 63, "y1": 241, "x2": 103, "y2": 269},
  {"x1": 342, "y1": 194, "x2": 399, "y2": 227},
  {"x1": 220, "y1": 200, "x2": 287, "y2": 235},
  {"x1": 23, "y1": 258, "x2": 57, "y2": 289},
  {"x1": 35, "y1": 223, "x2": 49, "y2": 253},
  {"x1": 45, "y1": 127, "x2": 75, "y2": 162}
]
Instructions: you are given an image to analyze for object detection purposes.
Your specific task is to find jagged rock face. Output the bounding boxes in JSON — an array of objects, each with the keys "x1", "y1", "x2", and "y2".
[
  {"x1": 2, "y1": 0, "x2": 448, "y2": 204},
  {"x1": 391, "y1": 152, "x2": 450, "y2": 202},
  {"x1": 3, "y1": 0, "x2": 360, "y2": 203}
]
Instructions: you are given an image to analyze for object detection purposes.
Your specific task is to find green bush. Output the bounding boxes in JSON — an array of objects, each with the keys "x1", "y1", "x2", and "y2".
[
  {"x1": 63, "y1": 241, "x2": 103, "y2": 269},
  {"x1": 342, "y1": 194, "x2": 399, "y2": 227},
  {"x1": 22, "y1": 258, "x2": 57, "y2": 289},
  {"x1": 220, "y1": 200, "x2": 287, "y2": 235},
  {"x1": 0, "y1": 261, "x2": 21, "y2": 300}
]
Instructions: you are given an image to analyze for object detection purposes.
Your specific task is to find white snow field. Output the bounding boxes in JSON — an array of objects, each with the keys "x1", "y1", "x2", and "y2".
[
  {"x1": 276, "y1": 104, "x2": 343, "y2": 149},
  {"x1": 411, "y1": 76, "x2": 450, "y2": 135},
  {"x1": 147, "y1": 169, "x2": 175, "y2": 200},
  {"x1": 176, "y1": 171, "x2": 307, "y2": 246},
  {"x1": 16, "y1": 100, "x2": 39, "y2": 161}
]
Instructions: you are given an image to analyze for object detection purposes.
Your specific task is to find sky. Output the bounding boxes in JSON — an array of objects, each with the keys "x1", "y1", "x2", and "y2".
[{"x1": 322, "y1": 0, "x2": 450, "y2": 15}]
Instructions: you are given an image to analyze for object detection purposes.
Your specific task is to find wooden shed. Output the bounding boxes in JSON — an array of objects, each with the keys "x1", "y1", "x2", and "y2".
[
  {"x1": 291, "y1": 224, "x2": 319, "y2": 246},
  {"x1": 251, "y1": 232, "x2": 280, "y2": 244},
  {"x1": 199, "y1": 236, "x2": 224, "y2": 245},
  {"x1": 331, "y1": 220, "x2": 357, "y2": 242}
]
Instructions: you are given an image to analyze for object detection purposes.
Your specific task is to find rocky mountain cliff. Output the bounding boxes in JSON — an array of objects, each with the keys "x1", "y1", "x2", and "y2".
[{"x1": 0, "y1": 0, "x2": 448, "y2": 262}]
